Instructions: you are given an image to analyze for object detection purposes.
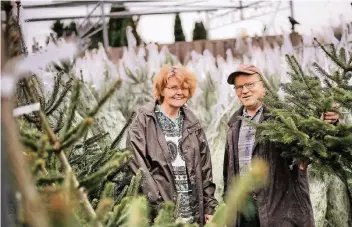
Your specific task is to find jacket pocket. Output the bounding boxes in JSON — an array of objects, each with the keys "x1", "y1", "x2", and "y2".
[{"x1": 143, "y1": 172, "x2": 161, "y2": 204}]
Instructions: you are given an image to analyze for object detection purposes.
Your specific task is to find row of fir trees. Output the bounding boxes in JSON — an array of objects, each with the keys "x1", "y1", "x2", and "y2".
[{"x1": 50, "y1": 12, "x2": 208, "y2": 48}]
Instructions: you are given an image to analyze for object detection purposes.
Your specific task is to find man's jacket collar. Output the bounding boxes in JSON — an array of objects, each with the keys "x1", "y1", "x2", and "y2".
[{"x1": 228, "y1": 105, "x2": 270, "y2": 127}]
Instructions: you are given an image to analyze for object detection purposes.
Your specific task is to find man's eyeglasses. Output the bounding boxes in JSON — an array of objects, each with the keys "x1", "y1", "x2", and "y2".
[
  {"x1": 234, "y1": 80, "x2": 262, "y2": 92},
  {"x1": 166, "y1": 86, "x2": 189, "y2": 92}
]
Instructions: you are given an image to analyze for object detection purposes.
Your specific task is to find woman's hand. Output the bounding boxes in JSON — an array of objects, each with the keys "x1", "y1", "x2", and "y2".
[{"x1": 205, "y1": 214, "x2": 213, "y2": 223}]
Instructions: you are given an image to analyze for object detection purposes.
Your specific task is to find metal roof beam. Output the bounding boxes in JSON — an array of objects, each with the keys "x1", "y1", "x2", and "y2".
[
  {"x1": 25, "y1": 9, "x2": 210, "y2": 22},
  {"x1": 23, "y1": 0, "x2": 262, "y2": 9},
  {"x1": 82, "y1": 25, "x2": 103, "y2": 39},
  {"x1": 25, "y1": 1, "x2": 265, "y2": 22},
  {"x1": 122, "y1": 1, "x2": 263, "y2": 12},
  {"x1": 80, "y1": 17, "x2": 104, "y2": 37},
  {"x1": 122, "y1": 1, "x2": 256, "y2": 8},
  {"x1": 24, "y1": 8, "x2": 214, "y2": 22},
  {"x1": 22, "y1": 0, "x2": 182, "y2": 9},
  {"x1": 78, "y1": 1, "x2": 101, "y2": 28}
]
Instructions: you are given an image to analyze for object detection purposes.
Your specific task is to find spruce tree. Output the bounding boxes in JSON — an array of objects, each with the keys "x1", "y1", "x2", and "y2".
[
  {"x1": 89, "y1": 29, "x2": 104, "y2": 49},
  {"x1": 192, "y1": 21, "x2": 207, "y2": 41},
  {"x1": 51, "y1": 20, "x2": 64, "y2": 38},
  {"x1": 255, "y1": 39, "x2": 352, "y2": 208},
  {"x1": 108, "y1": 5, "x2": 141, "y2": 47},
  {"x1": 4, "y1": 3, "x2": 141, "y2": 225},
  {"x1": 64, "y1": 21, "x2": 78, "y2": 36},
  {"x1": 174, "y1": 13, "x2": 185, "y2": 42}
]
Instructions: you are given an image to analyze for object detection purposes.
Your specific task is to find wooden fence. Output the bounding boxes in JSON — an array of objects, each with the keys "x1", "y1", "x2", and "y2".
[{"x1": 107, "y1": 33, "x2": 302, "y2": 64}]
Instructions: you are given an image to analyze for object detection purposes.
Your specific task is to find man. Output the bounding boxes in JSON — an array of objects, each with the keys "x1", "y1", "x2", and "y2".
[{"x1": 223, "y1": 64, "x2": 338, "y2": 227}]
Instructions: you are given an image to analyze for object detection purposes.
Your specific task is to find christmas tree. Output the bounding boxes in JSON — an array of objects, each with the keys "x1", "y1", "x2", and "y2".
[
  {"x1": 108, "y1": 4, "x2": 141, "y2": 47},
  {"x1": 255, "y1": 39, "x2": 352, "y2": 212},
  {"x1": 2, "y1": 2, "x2": 141, "y2": 226},
  {"x1": 51, "y1": 20, "x2": 65, "y2": 38},
  {"x1": 192, "y1": 21, "x2": 207, "y2": 41},
  {"x1": 174, "y1": 13, "x2": 186, "y2": 42}
]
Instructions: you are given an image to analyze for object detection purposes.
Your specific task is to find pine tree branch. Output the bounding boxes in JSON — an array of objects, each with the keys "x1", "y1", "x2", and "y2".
[
  {"x1": 285, "y1": 55, "x2": 301, "y2": 81},
  {"x1": 85, "y1": 132, "x2": 109, "y2": 147},
  {"x1": 106, "y1": 161, "x2": 130, "y2": 182},
  {"x1": 2, "y1": 97, "x2": 50, "y2": 227},
  {"x1": 290, "y1": 56, "x2": 322, "y2": 112},
  {"x1": 115, "y1": 185, "x2": 128, "y2": 204},
  {"x1": 61, "y1": 119, "x2": 87, "y2": 143},
  {"x1": 339, "y1": 47, "x2": 347, "y2": 65},
  {"x1": 284, "y1": 96, "x2": 311, "y2": 116},
  {"x1": 36, "y1": 175, "x2": 64, "y2": 186},
  {"x1": 45, "y1": 79, "x2": 72, "y2": 115},
  {"x1": 60, "y1": 118, "x2": 93, "y2": 151},
  {"x1": 45, "y1": 72, "x2": 62, "y2": 109},
  {"x1": 33, "y1": 75, "x2": 46, "y2": 105},
  {"x1": 101, "y1": 182, "x2": 114, "y2": 199},
  {"x1": 22, "y1": 78, "x2": 101, "y2": 226},
  {"x1": 61, "y1": 79, "x2": 81, "y2": 136},
  {"x1": 110, "y1": 111, "x2": 136, "y2": 149},
  {"x1": 291, "y1": 55, "x2": 305, "y2": 78},
  {"x1": 106, "y1": 197, "x2": 129, "y2": 227},
  {"x1": 124, "y1": 65, "x2": 140, "y2": 83},
  {"x1": 79, "y1": 151, "x2": 132, "y2": 191},
  {"x1": 314, "y1": 38, "x2": 352, "y2": 71},
  {"x1": 224, "y1": 159, "x2": 268, "y2": 227},
  {"x1": 88, "y1": 79, "x2": 122, "y2": 117},
  {"x1": 23, "y1": 113, "x2": 41, "y2": 129},
  {"x1": 126, "y1": 169, "x2": 142, "y2": 197},
  {"x1": 86, "y1": 147, "x2": 110, "y2": 175},
  {"x1": 53, "y1": 109, "x2": 65, "y2": 134},
  {"x1": 153, "y1": 202, "x2": 176, "y2": 226},
  {"x1": 126, "y1": 197, "x2": 149, "y2": 227},
  {"x1": 84, "y1": 146, "x2": 102, "y2": 153},
  {"x1": 20, "y1": 136, "x2": 39, "y2": 152},
  {"x1": 94, "y1": 198, "x2": 114, "y2": 225},
  {"x1": 312, "y1": 62, "x2": 333, "y2": 82}
]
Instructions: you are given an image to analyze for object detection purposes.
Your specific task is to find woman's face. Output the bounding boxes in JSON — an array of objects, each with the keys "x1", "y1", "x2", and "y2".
[{"x1": 161, "y1": 77, "x2": 190, "y2": 109}]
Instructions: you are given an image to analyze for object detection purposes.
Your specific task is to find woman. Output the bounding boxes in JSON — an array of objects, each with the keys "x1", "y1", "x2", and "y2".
[{"x1": 127, "y1": 65, "x2": 218, "y2": 225}]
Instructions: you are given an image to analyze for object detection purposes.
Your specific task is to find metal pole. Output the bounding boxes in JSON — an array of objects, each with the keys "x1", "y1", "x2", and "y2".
[
  {"x1": 22, "y1": 0, "x2": 172, "y2": 9},
  {"x1": 25, "y1": 8, "x2": 217, "y2": 22},
  {"x1": 101, "y1": 2, "x2": 109, "y2": 48},
  {"x1": 84, "y1": 26, "x2": 104, "y2": 39},
  {"x1": 80, "y1": 17, "x2": 103, "y2": 37},
  {"x1": 209, "y1": 6, "x2": 289, "y2": 30},
  {"x1": 290, "y1": 0, "x2": 294, "y2": 18},
  {"x1": 78, "y1": 1, "x2": 101, "y2": 29},
  {"x1": 23, "y1": 1, "x2": 262, "y2": 11},
  {"x1": 239, "y1": 0, "x2": 243, "y2": 20}
]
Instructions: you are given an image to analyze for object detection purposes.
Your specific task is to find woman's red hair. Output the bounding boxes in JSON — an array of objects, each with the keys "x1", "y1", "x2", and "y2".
[{"x1": 153, "y1": 65, "x2": 197, "y2": 102}]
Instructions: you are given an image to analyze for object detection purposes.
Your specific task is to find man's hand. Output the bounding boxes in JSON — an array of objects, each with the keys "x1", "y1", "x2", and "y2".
[
  {"x1": 299, "y1": 159, "x2": 310, "y2": 170},
  {"x1": 323, "y1": 111, "x2": 339, "y2": 124},
  {"x1": 205, "y1": 214, "x2": 213, "y2": 223}
]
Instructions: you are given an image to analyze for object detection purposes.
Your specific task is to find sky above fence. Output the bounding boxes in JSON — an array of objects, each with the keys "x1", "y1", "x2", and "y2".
[{"x1": 22, "y1": 0, "x2": 352, "y2": 49}]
